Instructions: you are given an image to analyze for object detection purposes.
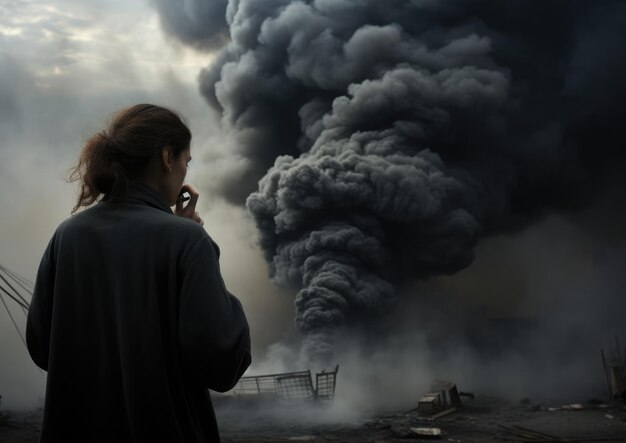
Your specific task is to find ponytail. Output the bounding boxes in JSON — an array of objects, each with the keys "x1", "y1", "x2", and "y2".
[{"x1": 68, "y1": 131, "x2": 129, "y2": 213}]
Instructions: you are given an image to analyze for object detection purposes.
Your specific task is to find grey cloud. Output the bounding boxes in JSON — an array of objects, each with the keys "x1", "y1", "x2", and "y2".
[{"x1": 0, "y1": 54, "x2": 26, "y2": 135}]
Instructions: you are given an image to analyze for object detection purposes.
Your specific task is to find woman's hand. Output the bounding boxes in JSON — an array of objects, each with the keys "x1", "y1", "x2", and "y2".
[{"x1": 175, "y1": 183, "x2": 204, "y2": 226}]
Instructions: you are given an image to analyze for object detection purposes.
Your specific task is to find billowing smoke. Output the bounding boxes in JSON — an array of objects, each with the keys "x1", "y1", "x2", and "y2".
[
  {"x1": 152, "y1": 0, "x2": 229, "y2": 50},
  {"x1": 153, "y1": 0, "x2": 626, "y2": 360}
]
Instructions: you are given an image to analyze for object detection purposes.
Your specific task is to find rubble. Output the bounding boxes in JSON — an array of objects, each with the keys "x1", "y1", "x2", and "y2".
[
  {"x1": 390, "y1": 423, "x2": 418, "y2": 439},
  {"x1": 560, "y1": 403, "x2": 583, "y2": 410},
  {"x1": 429, "y1": 408, "x2": 458, "y2": 421},
  {"x1": 601, "y1": 335, "x2": 626, "y2": 401},
  {"x1": 418, "y1": 393, "x2": 444, "y2": 416},
  {"x1": 409, "y1": 427, "x2": 442, "y2": 438},
  {"x1": 496, "y1": 423, "x2": 626, "y2": 442},
  {"x1": 390, "y1": 422, "x2": 444, "y2": 439},
  {"x1": 416, "y1": 381, "x2": 470, "y2": 418},
  {"x1": 5, "y1": 394, "x2": 626, "y2": 443},
  {"x1": 391, "y1": 379, "x2": 474, "y2": 440},
  {"x1": 497, "y1": 424, "x2": 562, "y2": 442}
]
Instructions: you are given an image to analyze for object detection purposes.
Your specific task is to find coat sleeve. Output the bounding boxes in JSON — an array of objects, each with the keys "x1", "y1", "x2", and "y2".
[
  {"x1": 178, "y1": 236, "x2": 251, "y2": 392},
  {"x1": 26, "y1": 237, "x2": 56, "y2": 371}
]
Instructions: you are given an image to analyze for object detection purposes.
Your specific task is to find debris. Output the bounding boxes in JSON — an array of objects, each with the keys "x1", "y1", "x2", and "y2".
[
  {"x1": 432, "y1": 381, "x2": 464, "y2": 407},
  {"x1": 419, "y1": 393, "x2": 445, "y2": 415},
  {"x1": 429, "y1": 408, "x2": 457, "y2": 421},
  {"x1": 561, "y1": 403, "x2": 583, "y2": 410},
  {"x1": 229, "y1": 365, "x2": 339, "y2": 403},
  {"x1": 410, "y1": 427, "x2": 442, "y2": 438},
  {"x1": 496, "y1": 424, "x2": 626, "y2": 442},
  {"x1": 497, "y1": 424, "x2": 561, "y2": 441},
  {"x1": 391, "y1": 423, "x2": 418, "y2": 439},
  {"x1": 601, "y1": 335, "x2": 626, "y2": 400},
  {"x1": 605, "y1": 414, "x2": 614, "y2": 419},
  {"x1": 417, "y1": 381, "x2": 469, "y2": 417}
]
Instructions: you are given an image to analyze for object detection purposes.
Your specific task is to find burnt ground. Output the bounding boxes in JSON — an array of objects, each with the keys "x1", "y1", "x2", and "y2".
[{"x1": 1, "y1": 397, "x2": 626, "y2": 442}]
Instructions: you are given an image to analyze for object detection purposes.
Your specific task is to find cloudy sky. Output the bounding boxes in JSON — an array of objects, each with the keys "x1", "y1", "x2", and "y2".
[{"x1": 0, "y1": 0, "x2": 294, "y2": 410}]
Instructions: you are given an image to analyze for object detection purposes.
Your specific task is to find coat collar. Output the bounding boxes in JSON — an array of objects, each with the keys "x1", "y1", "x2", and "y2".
[{"x1": 104, "y1": 181, "x2": 173, "y2": 214}]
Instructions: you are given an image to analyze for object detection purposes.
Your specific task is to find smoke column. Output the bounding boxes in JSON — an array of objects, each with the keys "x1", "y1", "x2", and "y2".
[{"x1": 153, "y1": 0, "x2": 626, "y2": 360}]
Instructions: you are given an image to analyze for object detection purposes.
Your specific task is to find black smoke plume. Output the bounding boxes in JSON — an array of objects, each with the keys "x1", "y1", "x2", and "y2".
[
  {"x1": 153, "y1": 0, "x2": 626, "y2": 360},
  {"x1": 152, "y1": 0, "x2": 229, "y2": 50}
]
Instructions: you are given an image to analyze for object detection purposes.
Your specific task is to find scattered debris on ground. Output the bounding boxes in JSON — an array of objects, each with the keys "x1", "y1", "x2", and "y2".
[
  {"x1": 409, "y1": 426, "x2": 442, "y2": 438},
  {"x1": 410, "y1": 380, "x2": 472, "y2": 422},
  {"x1": 602, "y1": 335, "x2": 626, "y2": 401},
  {"x1": 2, "y1": 395, "x2": 626, "y2": 442},
  {"x1": 496, "y1": 423, "x2": 626, "y2": 442},
  {"x1": 4, "y1": 343, "x2": 626, "y2": 442}
]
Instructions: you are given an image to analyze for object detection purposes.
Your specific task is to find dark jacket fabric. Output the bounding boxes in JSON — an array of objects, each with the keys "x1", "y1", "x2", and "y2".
[{"x1": 26, "y1": 182, "x2": 251, "y2": 443}]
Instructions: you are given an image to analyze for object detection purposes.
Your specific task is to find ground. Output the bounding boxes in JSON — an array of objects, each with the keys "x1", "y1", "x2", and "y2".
[{"x1": 2, "y1": 397, "x2": 626, "y2": 442}]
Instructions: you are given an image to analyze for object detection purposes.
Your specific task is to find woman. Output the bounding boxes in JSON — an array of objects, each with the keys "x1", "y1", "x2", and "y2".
[{"x1": 26, "y1": 104, "x2": 251, "y2": 442}]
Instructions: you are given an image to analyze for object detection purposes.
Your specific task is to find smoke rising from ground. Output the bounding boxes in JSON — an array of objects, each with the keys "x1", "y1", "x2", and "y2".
[
  {"x1": 247, "y1": 208, "x2": 626, "y2": 412},
  {"x1": 153, "y1": 0, "x2": 626, "y2": 360}
]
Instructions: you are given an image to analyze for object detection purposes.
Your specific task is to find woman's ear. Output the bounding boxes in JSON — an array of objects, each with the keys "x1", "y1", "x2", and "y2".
[{"x1": 161, "y1": 146, "x2": 173, "y2": 172}]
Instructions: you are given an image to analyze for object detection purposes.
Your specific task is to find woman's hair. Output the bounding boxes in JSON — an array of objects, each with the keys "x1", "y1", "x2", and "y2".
[{"x1": 68, "y1": 104, "x2": 191, "y2": 214}]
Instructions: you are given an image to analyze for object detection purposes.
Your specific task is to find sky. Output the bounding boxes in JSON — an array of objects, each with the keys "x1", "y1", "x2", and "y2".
[
  {"x1": 0, "y1": 0, "x2": 293, "y2": 410},
  {"x1": 1, "y1": 0, "x2": 625, "y2": 413}
]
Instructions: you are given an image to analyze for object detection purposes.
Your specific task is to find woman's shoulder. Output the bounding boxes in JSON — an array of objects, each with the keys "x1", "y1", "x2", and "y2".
[
  {"x1": 163, "y1": 211, "x2": 209, "y2": 239},
  {"x1": 56, "y1": 202, "x2": 208, "y2": 242},
  {"x1": 43, "y1": 204, "x2": 215, "y2": 267}
]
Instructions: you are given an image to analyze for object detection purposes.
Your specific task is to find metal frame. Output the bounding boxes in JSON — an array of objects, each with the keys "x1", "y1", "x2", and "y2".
[{"x1": 231, "y1": 365, "x2": 339, "y2": 403}]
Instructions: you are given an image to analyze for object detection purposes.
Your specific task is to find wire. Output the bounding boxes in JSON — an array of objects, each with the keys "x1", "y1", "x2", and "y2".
[
  {"x1": 0, "y1": 274, "x2": 30, "y2": 310},
  {"x1": 0, "y1": 266, "x2": 35, "y2": 298},
  {"x1": 0, "y1": 285, "x2": 29, "y2": 311},
  {"x1": 0, "y1": 270, "x2": 31, "y2": 309},
  {"x1": 0, "y1": 288, "x2": 27, "y2": 347},
  {"x1": 0, "y1": 265, "x2": 34, "y2": 290}
]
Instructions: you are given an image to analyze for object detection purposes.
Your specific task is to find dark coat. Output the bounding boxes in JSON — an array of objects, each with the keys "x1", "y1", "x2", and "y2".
[{"x1": 26, "y1": 182, "x2": 251, "y2": 442}]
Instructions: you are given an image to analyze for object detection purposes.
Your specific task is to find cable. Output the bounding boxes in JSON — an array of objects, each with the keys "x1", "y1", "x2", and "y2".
[
  {"x1": 0, "y1": 267, "x2": 35, "y2": 299},
  {"x1": 0, "y1": 265, "x2": 34, "y2": 290},
  {"x1": 0, "y1": 273, "x2": 30, "y2": 310},
  {"x1": 0, "y1": 271, "x2": 30, "y2": 309},
  {"x1": 0, "y1": 284, "x2": 30, "y2": 311},
  {"x1": 0, "y1": 266, "x2": 33, "y2": 312},
  {"x1": 0, "y1": 288, "x2": 27, "y2": 347},
  {"x1": 0, "y1": 266, "x2": 35, "y2": 308}
]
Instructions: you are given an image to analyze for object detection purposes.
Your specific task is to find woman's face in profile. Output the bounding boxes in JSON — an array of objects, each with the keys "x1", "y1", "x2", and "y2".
[{"x1": 165, "y1": 147, "x2": 191, "y2": 205}]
